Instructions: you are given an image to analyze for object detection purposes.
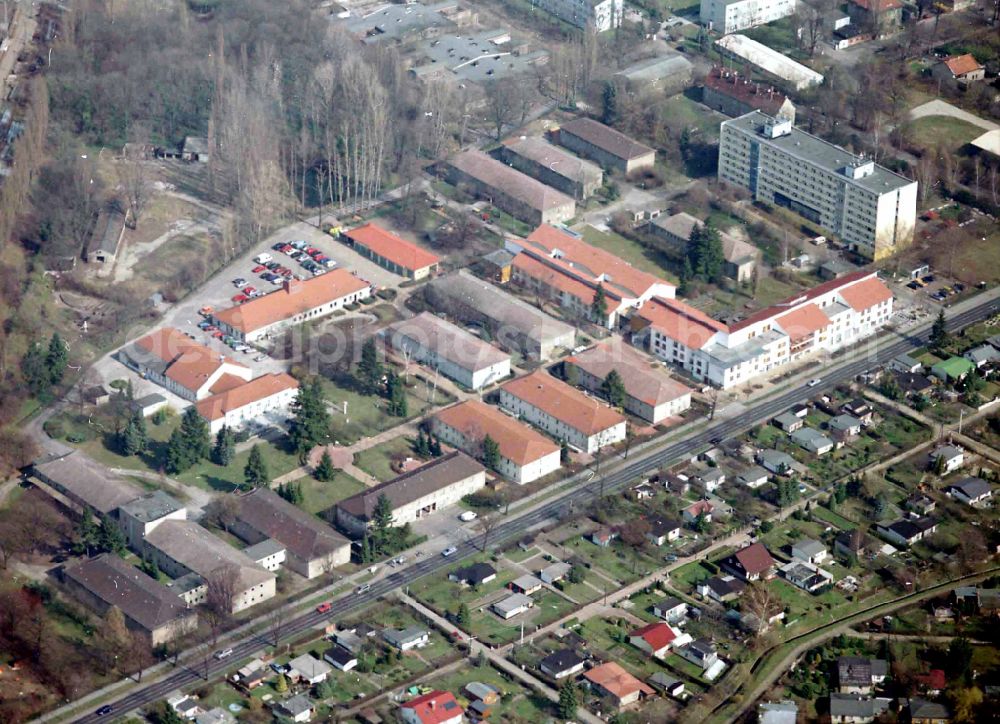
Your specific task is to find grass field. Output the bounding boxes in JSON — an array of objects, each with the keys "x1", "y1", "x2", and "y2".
[
  {"x1": 578, "y1": 225, "x2": 679, "y2": 282},
  {"x1": 291, "y1": 471, "x2": 367, "y2": 515},
  {"x1": 353, "y1": 436, "x2": 421, "y2": 482},
  {"x1": 902, "y1": 115, "x2": 983, "y2": 152}
]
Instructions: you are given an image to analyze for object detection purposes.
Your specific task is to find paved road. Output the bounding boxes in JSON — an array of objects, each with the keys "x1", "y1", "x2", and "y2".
[
  {"x1": 72, "y1": 290, "x2": 1000, "y2": 723},
  {"x1": 907, "y1": 99, "x2": 1000, "y2": 132}
]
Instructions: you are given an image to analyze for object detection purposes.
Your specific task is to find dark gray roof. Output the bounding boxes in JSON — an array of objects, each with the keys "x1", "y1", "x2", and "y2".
[
  {"x1": 90, "y1": 206, "x2": 126, "y2": 255},
  {"x1": 119, "y1": 490, "x2": 184, "y2": 523},
  {"x1": 560, "y1": 117, "x2": 655, "y2": 161},
  {"x1": 950, "y1": 476, "x2": 991, "y2": 499},
  {"x1": 236, "y1": 487, "x2": 349, "y2": 562},
  {"x1": 656, "y1": 596, "x2": 685, "y2": 611},
  {"x1": 909, "y1": 698, "x2": 950, "y2": 719},
  {"x1": 539, "y1": 648, "x2": 585, "y2": 673},
  {"x1": 324, "y1": 645, "x2": 356, "y2": 666},
  {"x1": 647, "y1": 516, "x2": 682, "y2": 537},
  {"x1": 830, "y1": 694, "x2": 889, "y2": 718},
  {"x1": 614, "y1": 54, "x2": 693, "y2": 84},
  {"x1": 450, "y1": 562, "x2": 496, "y2": 585},
  {"x1": 337, "y1": 451, "x2": 485, "y2": 522},
  {"x1": 31, "y1": 451, "x2": 142, "y2": 514},
  {"x1": 63, "y1": 553, "x2": 194, "y2": 632}
]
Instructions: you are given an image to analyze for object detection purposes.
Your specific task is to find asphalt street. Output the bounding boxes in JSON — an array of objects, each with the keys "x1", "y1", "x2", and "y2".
[{"x1": 75, "y1": 292, "x2": 1000, "y2": 723}]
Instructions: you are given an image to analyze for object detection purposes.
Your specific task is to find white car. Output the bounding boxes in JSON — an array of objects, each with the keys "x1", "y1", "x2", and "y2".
[
  {"x1": 253, "y1": 253, "x2": 272, "y2": 264},
  {"x1": 441, "y1": 546, "x2": 458, "y2": 557},
  {"x1": 807, "y1": 378, "x2": 822, "y2": 387},
  {"x1": 459, "y1": 510, "x2": 478, "y2": 522}
]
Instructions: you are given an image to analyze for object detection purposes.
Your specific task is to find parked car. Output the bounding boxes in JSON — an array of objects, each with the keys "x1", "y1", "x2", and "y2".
[
  {"x1": 215, "y1": 648, "x2": 234, "y2": 660},
  {"x1": 233, "y1": 278, "x2": 247, "y2": 288},
  {"x1": 252, "y1": 264, "x2": 266, "y2": 273},
  {"x1": 272, "y1": 242, "x2": 285, "y2": 251},
  {"x1": 316, "y1": 602, "x2": 332, "y2": 614},
  {"x1": 254, "y1": 253, "x2": 272, "y2": 264},
  {"x1": 231, "y1": 294, "x2": 248, "y2": 303},
  {"x1": 198, "y1": 321, "x2": 211, "y2": 330},
  {"x1": 441, "y1": 546, "x2": 458, "y2": 557},
  {"x1": 356, "y1": 583, "x2": 371, "y2": 594},
  {"x1": 807, "y1": 378, "x2": 822, "y2": 387},
  {"x1": 459, "y1": 511, "x2": 478, "y2": 522},
  {"x1": 291, "y1": 239, "x2": 308, "y2": 250},
  {"x1": 95, "y1": 705, "x2": 114, "y2": 717}
]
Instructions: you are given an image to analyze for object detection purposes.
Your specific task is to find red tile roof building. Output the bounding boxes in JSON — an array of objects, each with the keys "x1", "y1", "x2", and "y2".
[
  {"x1": 195, "y1": 373, "x2": 299, "y2": 434},
  {"x1": 432, "y1": 400, "x2": 561, "y2": 485},
  {"x1": 583, "y1": 662, "x2": 655, "y2": 709},
  {"x1": 564, "y1": 338, "x2": 692, "y2": 424},
  {"x1": 635, "y1": 270, "x2": 893, "y2": 389},
  {"x1": 121, "y1": 327, "x2": 252, "y2": 401},
  {"x1": 507, "y1": 224, "x2": 675, "y2": 328},
  {"x1": 399, "y1": 690, "x2": 464, "y2": 724},
  {"x1": 345, "y1": 223, "x2": 440, "y2": 280},
  {"x1": 213, "y1": 271, "x2": 371, "y2": 342},
  {"x1": 722, "y1": 542, "x2": 776, "y2": 581},
  {"x1": 629, "y1": 622, "x2": 679, "y2": 658},
  {"x1": 499, "y1": 370, "x2": 626, "y2": 454}
]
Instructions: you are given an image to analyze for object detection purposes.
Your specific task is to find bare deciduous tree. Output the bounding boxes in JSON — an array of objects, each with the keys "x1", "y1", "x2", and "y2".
[
  {"x1": 742, "y1": 581, "x2": 782, "y2": 636},
  {"x1": 205, "y1": 562, "x2": 240, "y2": 617}
]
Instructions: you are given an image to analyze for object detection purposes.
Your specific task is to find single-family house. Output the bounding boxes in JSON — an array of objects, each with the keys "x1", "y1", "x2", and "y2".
[
  {"x1": 915, "y1": 669, "x2": 947, "y2": 696},
  {"x1": 908, "y1": 697, "x2": 951, "y2": 724},
  {"x1": 780, "y1": 560, "x2": 834, "y2": 593},
  {"x1": 791, "y1": 538, "x2": 827, "y2": 565},
  {"x1": 195, "y1": 708, "x2": 235, "y2": 724},
  {"x1": 399, "y1": 691, "x2": 464, "y2": 724},
  {"x1": 464, "y1": 681, "x2": 500, "y2": 707},
  {"x1": 653, "y1": 596, "x2": 688, "y2": 623},
  {"x1": 758, "y1": 449, "x2": 795, "y2": 475},
  {"x1": 829, "y1": 694, "x2": 891, "y2": 723},
  {"x1": 736, "y1": 465, "x2": 770, "y2": 489},
  {"x1": 632, "y1": 482, "x2": 656, "y2": 500},
  {"x1": 931, "y1": 444, "x2": 965, "y2": 474},
  {"x1": 835, "y1": 530, "x2": 872, "y2": 559},
  {"x1": 323, "y1": 645, "x2": 358, "y2": 672},
  {"x1": 646, "y1": 516, "x2": 682, "y2": 546},
  {"x1": 773, "y1": 411, "x2": 804, "y2": 432},
  {"x1": 683, "y1": 499, "x2": 714, "y2": 524},
  {"x1": 906, "y1": 493, "x2": 937, "y2": 516},
  {"x1": 510, "y1": 574, "x2": 543, "y2": 595},
  {"x1": 890, "y1": 353, "x2": 922, "y2": 373},
  {"x1": 539, "y1": 649, "x2": 586, "y2": 679},
  {"x1": 678, "y1": 639, "x2": 718, "y2": 670},
  {"x1": 933, "y1": 54, "x2": 986, "y2": 86},
  {"x1": 629, "y1": 622, "x2": 678, "y2": 658},
  {"x1": 965, "y1": 344, "x2": 1000, "y2": 369},
  {"x1": 721, "y1": 542, "x2": 776, "y2": 582},
  {"x1": 758, "y1": 700, "x2": 798, "y2": 724},
  {"x1": 286, "y1": 654, "x2": 332, "y2": 685},
  {"x1": 695, "y1": 468, "x2": 726, "y2": 493},
  {"x1": 838, "y1": 656, "x2": 886, "y2": 694},
  {"x1": 383, "y1": 627, "x2": 430, "y2": 652},
  {"x1": 333, "y1": 629, "x2": 364, "y2": 654},
  {"x1": 582, "y1": 662, "x2": 655, "y2": 710},
  {"x1": 828, "y1": 414, "x2": 862, "y2": 440},
  {"x1": 946, "y1": 477, "x2": 992, "y2": 507},
  {"x1": 931, "y1": 356, "x2": 974, "y2": 383},
  {"x1": 877, "y1": 517, "x2": 938, "y2": 547},
  {"x1": 591, "y1": 527, "x2": 617, "y2": 547},
  {"x1": 791, "y1": 427, "x2": 835, "y2": 455},
  {"x1": 697, "y1": 575, "x2": 746, "y2": 603},
  {"x1": 449, "y1": 562, "x2": 498, "y2": 587},
  {"x1": 895, "y1": 371, "x2": 933, "y2": 396},
  {"x1": 540, "y1": 561, "x2": 572, "y2": 584},
  {"x1": 493, "y1": 593, "x2": 534, "y2": 619}
]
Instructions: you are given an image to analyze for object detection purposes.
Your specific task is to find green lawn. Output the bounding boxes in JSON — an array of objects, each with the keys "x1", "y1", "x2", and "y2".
[
  {"x1": 811, "y1": 505, "x2": 857, "y2": 531},
  {"x1": 902, "y1": 115, "x2": 983, "y2": 153},
  {"x1": 321, "y1": 376, "x2": 454, "y2": 446},
  {"x1": 562, "y1": 535, "x2": 660, "y2": 585},
  {"x1": 353, "y1": 436, "x2": 423, "y2": 482},
  {"x1": 292, "y1": 471, "x2": 367, "y2": 515},
  {"x1": 669, "y1": 561, "x2": 713, "y2": 592},
  {"x1": 578, "y1": 225, "x2": 679, "y2": 283}
]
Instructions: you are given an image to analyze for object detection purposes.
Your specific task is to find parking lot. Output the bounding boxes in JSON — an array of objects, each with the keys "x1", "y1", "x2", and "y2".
[{"x1": 95, "y1": 219, "x2": 408, "y2": 399}]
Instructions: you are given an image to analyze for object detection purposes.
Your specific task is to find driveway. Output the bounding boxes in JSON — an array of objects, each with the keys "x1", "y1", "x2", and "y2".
[{"x1": 907, "y1": 99, "x2": 999, "y2": 131}]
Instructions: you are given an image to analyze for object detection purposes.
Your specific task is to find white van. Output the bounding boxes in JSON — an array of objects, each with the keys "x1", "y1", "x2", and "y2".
[{"x1": 254, "y1": 253, "x2": 272, "y2": 264}]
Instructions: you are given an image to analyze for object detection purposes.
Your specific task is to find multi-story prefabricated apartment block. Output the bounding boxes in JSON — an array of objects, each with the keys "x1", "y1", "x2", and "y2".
[
  {"x1": 718, "y1": 112, "x2": 916, "y2": 260},
  {"x1": 632, "y1": 270, "x2": 893, "y2": 389},
  {"x1": 700, "y1": 0, "x2": 797, "y2": 34},
  {"x1": 533, "y1": 0, "x2": 623, "y2": 31}
]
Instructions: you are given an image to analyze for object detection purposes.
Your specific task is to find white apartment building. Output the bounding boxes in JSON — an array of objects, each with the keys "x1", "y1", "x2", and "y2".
[
  {"x1": 195, "y1": 373, "x2": 300, "y2": 435},
  {"x1": 534, "y1": 0, "x2": 623, "y2": 31},
  {"x1": 432, "y1": 400, "x2": 562, "y2": 484},
  {"x1": 381, "y1": 312, "x2": 511, "y2": 391},
  {"x1": 499, "y1": 370, "x2": 627, "y2": 454},
  {"x1": 701, "y1": 0, "x2": 796, "y2": 33},
  {"x1": 719, "y1": 112, "x2": 917, "y2": 260},
  {"x1": 634, "y1": 271, "x2": 894, "y2": 389}
]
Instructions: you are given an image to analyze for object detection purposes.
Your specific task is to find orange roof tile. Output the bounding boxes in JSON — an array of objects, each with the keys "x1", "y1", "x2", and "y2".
[
  {"x1": 195, "y1": 373, "x2": 299, "y2": 422},
  {"x1": 345, "y1": 222, "x2": 440, "y2": 272},
  {"x1": 134, "y1": 327, "x2": 248, "y2": 395},
  {"x1": 434, "y1": 400, "x2": 559, "y2": 466},
  {"x1": 214, "y1": 269, "x2": 370, "y2": 335},
  {"x1": 636, "y1": 297, "x2": 725, "y2": 350},
  {"x1": 502, "y1": 370, "x2": 625, "y2": 436},
  {"x1": 210, "y1": 373, "x2": 251, "y2": 395},
  {"x1": 512, "y1": 252, "x2": 611, "y2": 306},
  {"x1": 400, "y1": 691, "x2": 464, "y2": 724},
  {"x1": 729, "y1": 270, "x2": 877, "y2": 331},
  {"x1": 583, "y1": 662, "x2": 655, "y2": 699},
  {"x1": 522, "y1": 225, "x2": 672, "y2": 301},
  {"x1": 838, "y1": 276, "x2": 893, "y2": 311},
  {"x1": 565, "y1": 338, "x2": 691, "y2": 407},
  {"x1": 775, "y1": 302, "x2": 830, "y2": 341},
  {"x1": 943, "y1": 54, "x2": 982, "y2": 77}
]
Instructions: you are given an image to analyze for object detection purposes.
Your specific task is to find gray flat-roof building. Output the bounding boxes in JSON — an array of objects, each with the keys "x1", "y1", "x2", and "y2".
[
  {"x1": 446, "y1": 149, "x2": 575, "y2": 226},
  {"x1": 30, "y1": 451, "x2": 143, "y2": 515},
  {"x1": 498, "y1": 137, "x2": 603, "y2": 200},
  {"x1": 344, "y1": 1, "x2": 456, "y2": 44},
  {"x1": 719, "y1": 112, "x2": 917, "y2": 260},
  {"x1": 117, "y1": 490, "x2": 187, "y2": 549},
  {"x1": 412, "y1": 30, "x2": 548, "y2": 83},
  {"x1": 62, "y1": 553, "x2": 197, "y2": 646},
  {"x1": 424, "y1": 269, "x2": 576, "y2": 360},
  {"x1": 335, "y1": 451, "x2": 487, "y2": 536}
]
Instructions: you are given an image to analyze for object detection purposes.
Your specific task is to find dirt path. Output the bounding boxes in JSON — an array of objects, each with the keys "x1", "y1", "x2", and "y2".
[{"x1": 906, "y1": 100, "x2": 999, "y2": 132}]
